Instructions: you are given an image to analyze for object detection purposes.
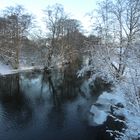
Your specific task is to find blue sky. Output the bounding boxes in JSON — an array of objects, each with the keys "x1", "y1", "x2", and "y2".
[{"x1": 0, "y1": 0, "x2": 98, "y2": 34}]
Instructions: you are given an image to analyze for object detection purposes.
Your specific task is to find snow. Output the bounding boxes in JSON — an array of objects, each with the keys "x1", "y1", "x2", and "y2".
[
  {"x1": 112, "y1": 61, "x2": 119, "y2": 70},
  {"x1": 97, "y1": 89, "x2": 125, "y2": 106},
  {"x1": 114, "y1": 107, "x2": 140, "y2": 139},
  {"x1": 77, "y1": 65, "x2": 93, "y2": 78},
  {"x1": 0, "y1": 62, "x2": 43, "y2": 75},
  {"x1": 80, "y1": 80, "x2": 91, "y2": 98},
  {"x1": 89, "y1": 84, "x2": 140, "y2": 139},
  {"x1": 90, "y1": 105, "x2": 108, "y2": 125},
  {"x1": 113, "y1": 83, "x2": 140, "y2": 140},
  {"x1": 89, "y1": 89, "x2": 125, "y2": 126},
  {"x1": 0, "y1": 63, "x2": 13, "y2": 75},
  {"x1": 89, "y1": 81, "x2": 140, "y2": 139}
]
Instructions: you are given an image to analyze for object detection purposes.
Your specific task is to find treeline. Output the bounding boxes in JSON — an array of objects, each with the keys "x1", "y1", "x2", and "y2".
[
  {"x1": 0, "y1": 4, "x2": 100, "y2": 69},
  {"x1": 0, "y1": 0, "x2": 140, "y2": 77},
  {"x1": 76, "y1": 0, "x2": 140, "y2": 80}
]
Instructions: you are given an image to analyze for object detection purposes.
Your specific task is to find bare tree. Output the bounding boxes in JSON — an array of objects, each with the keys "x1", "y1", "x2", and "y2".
[
  {"x1": 109, "y1": 0, "x2": 140, "y2": 76},
  {"x1": 0, "y1": 5, "x2": 34, "y2": 68},
  {"x1": 43, "y1": 4, "x2": 68, "y2": 67}
]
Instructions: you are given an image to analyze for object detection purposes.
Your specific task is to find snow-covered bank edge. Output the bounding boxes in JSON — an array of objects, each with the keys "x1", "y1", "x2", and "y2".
[
  {"x1": 89, "y1": 83, "x2": 140, "y2": 140},
  {"x1": 89, "y1": 87, "x2": 125, "y2": 125},
  {"x1": 0, "y1": 63, "x2": 44, "y2": 75}
]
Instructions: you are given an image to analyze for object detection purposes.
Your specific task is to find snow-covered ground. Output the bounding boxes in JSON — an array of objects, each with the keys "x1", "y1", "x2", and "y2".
[
  {"x1": 0, "y1": 62, "x2": 44, "y2": 75},
  {"x1": 89, "y1": 83, "x2": 140, "y2": 140},
  {"x1": 89, "y1": 88, "x2": 125, "y2": 125}
]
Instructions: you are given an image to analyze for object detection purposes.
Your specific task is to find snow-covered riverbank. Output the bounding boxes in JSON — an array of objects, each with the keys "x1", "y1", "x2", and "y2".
[
  {"x1": 0, "y1": 62, "x2": 44, "y2": 75},
  {"x1": 89, "y1": 84, "x2": 140, "y2": 140}
]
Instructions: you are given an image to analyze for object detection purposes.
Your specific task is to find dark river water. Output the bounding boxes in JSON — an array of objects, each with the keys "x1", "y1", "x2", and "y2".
[{"x1": 0, "y1": 68, "x2": 123, "y2": 140}]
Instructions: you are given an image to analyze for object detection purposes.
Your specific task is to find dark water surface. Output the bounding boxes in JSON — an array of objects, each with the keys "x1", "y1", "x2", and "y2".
[{"x1": 0, "y1": 68, "x2": 118, "y2": 140}]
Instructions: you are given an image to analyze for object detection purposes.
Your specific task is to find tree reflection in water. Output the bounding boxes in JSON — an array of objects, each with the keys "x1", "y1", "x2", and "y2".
[
  {"x1": 0, "y1": 73, "x2": 33, "y2": 130},
  {"x1": 0, "y1": 67, "x2": 122, "y2": 140}
]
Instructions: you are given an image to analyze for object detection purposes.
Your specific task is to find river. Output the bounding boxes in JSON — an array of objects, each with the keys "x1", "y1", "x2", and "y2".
[{"x1": 0, "y1": 67, "x2": 123, "y2": 140}]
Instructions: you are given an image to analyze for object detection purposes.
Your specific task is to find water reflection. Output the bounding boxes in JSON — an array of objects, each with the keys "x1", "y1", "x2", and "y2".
[
  {"x1": 0, "y1": 75, "x2": 32, "y2": 127},
  {"x1": 0, "y1": 74, "x2": 19, "y2": 96},
  {"x1": 47, "y1": 106, "x2": 65, "y2": 130},
  {"x1": 0, "y1": 68, "x2": 121, "y2": 140},
  {"x1": 40, "y1": 66, "x2": 81, "y2": 106}
]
